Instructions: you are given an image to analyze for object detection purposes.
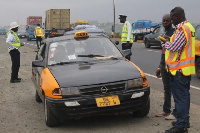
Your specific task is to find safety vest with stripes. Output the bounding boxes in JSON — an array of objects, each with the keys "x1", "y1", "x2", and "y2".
[
  {"x1": 35, "y1": 26, "x2": 44, "y2": 37},
  {"x1": 121, "y1": 21, "x2": 133, "y2": 43},
  {"x1": 165, "y1": 22, "x2": 195, "y2": 76},
  {"x1": 6, "y1": 30, "x2": 21, "y2": 49}
]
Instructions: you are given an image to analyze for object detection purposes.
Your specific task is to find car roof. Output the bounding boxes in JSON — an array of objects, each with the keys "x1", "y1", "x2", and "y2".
[
  {"x1": 45, "y1": 29, "x2": 108, "y2": 45},
  {"x1": 64, "y1": 28, "x2": 106, "y2": 36}
]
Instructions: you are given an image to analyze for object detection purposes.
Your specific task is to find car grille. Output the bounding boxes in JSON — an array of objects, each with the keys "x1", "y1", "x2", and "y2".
[{"x1": 79, "y1": 82, "x2": 126, "y2": 96}]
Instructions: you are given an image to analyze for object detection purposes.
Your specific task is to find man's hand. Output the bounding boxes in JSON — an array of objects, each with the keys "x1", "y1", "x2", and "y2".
[
  {"x1": 126, "y1": 41, "x2": 130, "y2": 47},
  {"x1": 20, "y1": 42, "x2": 25, "y2": 46},
  {"x1": 161, "y1": 34, "x2": 170, "y2": 42},
  {"x1": 156, "y1": 68, "x2": 161, "y2": 78}
]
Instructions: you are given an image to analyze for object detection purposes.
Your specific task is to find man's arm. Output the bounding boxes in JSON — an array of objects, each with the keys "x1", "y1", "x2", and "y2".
[
  {"x1": 6, "y1": 33, "x2": 15, "y2": 49},
  {"x1": 126, "y1": 21, "x2": 132, "y2": 42},
  {"x1": 162, "y1": 28, "x2": 186, "y2": 52}
]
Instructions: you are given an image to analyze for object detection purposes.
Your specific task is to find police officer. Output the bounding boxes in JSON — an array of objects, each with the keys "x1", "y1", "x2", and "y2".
[
  {"x1": 6, "y1": 22, "x2": 23, "y2": 83},
  {"x1": 119, "y1": 14, "x2": 133, "y2": 60},
  {"x1": 34, "y1": 23, "x2": 44, "y2": 49}
]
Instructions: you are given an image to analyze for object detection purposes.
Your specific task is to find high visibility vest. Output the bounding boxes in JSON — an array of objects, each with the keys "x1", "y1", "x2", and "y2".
[
  {"x1": 121, "y1": 21, "x2": 133, "y2": 43},
  {"x1": 6, "y1": 30, "x2": 21, "y2": 49},
  {"x1": 35, "y1": 26, "x2": 44, "y2": 37},
  {"x1": 165, "y1": 22, "x2": 195, "y2": 76}
]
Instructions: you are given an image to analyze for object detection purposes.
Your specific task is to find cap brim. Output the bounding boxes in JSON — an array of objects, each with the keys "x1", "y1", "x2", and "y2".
[{"x1": 9, "y1": 25, "x2": 20, "y2": 30}]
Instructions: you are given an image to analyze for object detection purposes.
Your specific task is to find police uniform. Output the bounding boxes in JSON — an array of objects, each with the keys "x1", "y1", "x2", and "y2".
[
  {"x1": 119, "y1": 14, "x2": 133, "y2": 60},
  {"x1": 6, "y1": 22, "x2": 21, "y2": 83}
]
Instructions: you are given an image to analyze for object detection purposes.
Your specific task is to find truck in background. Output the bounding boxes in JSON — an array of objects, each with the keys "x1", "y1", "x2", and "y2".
[
  {"x1": 45, "y1": 9, "x2": 70, "y2": 38},
  {"x1": 132, "y1": 20, "x2": 160, "y2": 42},
  {"x1": 195, "y1": 25, "x2": 200, "y2": 78},
  {"x1": 26, "y1": 16, "x2": 42, "y2": 41}
]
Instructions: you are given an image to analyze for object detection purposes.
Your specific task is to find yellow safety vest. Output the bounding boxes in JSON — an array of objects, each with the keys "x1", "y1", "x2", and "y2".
[
  {"x1": 165, "y1": 22, "x2": 195, "y2": 76},
  {"x1": 35, "y1": 26, "x2": 44, "y2": 37},
  {"x1": 121, "y1": 21, "x2": 133, "y2": 43},
  {"x1": 6, "y1": 30, "x2": 21, "y2": 49}
]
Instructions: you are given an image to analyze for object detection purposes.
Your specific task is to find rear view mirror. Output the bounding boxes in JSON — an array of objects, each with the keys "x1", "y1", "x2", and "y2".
[
  {"x1": 32, "y1": 60, "x2": 45, "y2": 67},
  {"x1": 113, "y1": 41, "x2": 119, "y2": 45}
]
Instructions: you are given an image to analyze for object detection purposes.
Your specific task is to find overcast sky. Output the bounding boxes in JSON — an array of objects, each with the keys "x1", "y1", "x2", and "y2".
[{"x1": 0, "y1": 0, "x2": 200, "y2": 27}]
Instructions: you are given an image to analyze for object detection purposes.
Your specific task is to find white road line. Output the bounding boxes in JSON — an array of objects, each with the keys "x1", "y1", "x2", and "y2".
[
  {"x1": 147, "y1": 50, "x2": 153, "y2": 52},
  {"x1": 144, "y1": 73, "x2": 200, "y2": 90}
]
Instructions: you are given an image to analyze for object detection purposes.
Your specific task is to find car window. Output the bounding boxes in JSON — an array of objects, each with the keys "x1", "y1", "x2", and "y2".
[
  {"x1": 37, "y1": 44, "x2": 46, "y2": 60},
  {"x1": 48, "y1": 37, "x2": 123, "y2": 65},
  {"x1": 155, "y1": 26, "x2": 164, "y2": 34},
  {"x1": 196, "y1": 26, "x2": 200, "y2": 40}
]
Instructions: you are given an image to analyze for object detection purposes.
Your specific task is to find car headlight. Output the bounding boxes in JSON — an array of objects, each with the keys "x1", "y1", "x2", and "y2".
[
  {"x1": 61, "y1": 87, "x2": 80, "y2": 96},
  {"x1": 127, "y1": 78, "x2": 143, "y2": 89}
]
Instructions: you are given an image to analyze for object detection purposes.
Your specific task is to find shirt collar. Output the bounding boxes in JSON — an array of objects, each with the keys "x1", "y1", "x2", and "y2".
[{"x1": 176, "y1": 20, "x2": 188, "y2": 29}]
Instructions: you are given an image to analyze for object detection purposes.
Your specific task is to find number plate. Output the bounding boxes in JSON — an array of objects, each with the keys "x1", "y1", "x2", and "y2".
[{"x1": 95, "y1": 95, "x2": 120, "y2": 107}]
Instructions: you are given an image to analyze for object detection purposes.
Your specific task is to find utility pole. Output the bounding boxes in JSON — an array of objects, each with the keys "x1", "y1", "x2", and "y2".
[{"x1": 113, "y1": 0, "x2": 115, "y2": 38}]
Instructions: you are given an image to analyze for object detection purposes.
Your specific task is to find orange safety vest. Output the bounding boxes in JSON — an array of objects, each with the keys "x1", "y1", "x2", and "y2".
[
  {"x1": 35, "y1": 26, "x2": 44, "y2": 37},
  {"x1": 165, "y1": 22, "x2": 195, "y2": 76}
]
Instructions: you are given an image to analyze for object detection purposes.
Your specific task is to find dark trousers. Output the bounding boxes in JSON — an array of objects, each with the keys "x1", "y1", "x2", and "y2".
[
  {"x1": 170, "y1": 71, "x2": 191, "y2": 128},
  {"x1": 122, "y1": 43, "x2": 133, "y2": 60},
  {"x1": 36, "y1": 36, "x2": 42, "y2": 49},
  {"x1": 160, "y1": 65, "x2": 172, "y2": 113},
  {"x1": 9, "y1": 49, "x2": 20, "y2": 80}
]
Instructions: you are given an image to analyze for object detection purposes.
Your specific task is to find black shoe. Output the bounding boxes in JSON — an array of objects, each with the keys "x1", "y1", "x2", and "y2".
[
  {"x1": 16, "y1": 78, "x2": 21, "y2": 81},
  {"x1": 172, "y1": 121, "x2": 190, "y2": 128},
  {"x1": 165, "y1": 127, "x2": 188, "y2": 133},
  {"x1": 10, "y1": 79, "x2": 21, "y2": 83}
]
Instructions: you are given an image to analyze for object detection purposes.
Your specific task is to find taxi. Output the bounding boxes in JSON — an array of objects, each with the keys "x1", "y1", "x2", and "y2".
[{"x1": 32, "y1": 29, "x2": 150, "y2": 127}]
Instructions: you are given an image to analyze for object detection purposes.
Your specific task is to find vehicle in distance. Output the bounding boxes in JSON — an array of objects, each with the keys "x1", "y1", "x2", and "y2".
[
  {"x1": 195, "y1": 24, "x2": 200, "y2": 78},
  {"x1": 143, "y1": 25, "x2": 164, "y2": 48},
  {"x1": 0, "y1": 28, "x2": 7, "y2": 35},
  {"x1": 17, "y1": 30, "x2": 27, "y2": 38},
  {"x1": 32, "y1": 29, "x2": 150, "y2": 127}
]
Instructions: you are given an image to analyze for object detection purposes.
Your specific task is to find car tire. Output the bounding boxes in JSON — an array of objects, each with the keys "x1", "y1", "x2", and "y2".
[
  {"x1": 35, "y1": 90, "x2": 42, "y2": 103},
  {"x1": 195, "y1": 57, "x2": 200, "y2": 79},
  {"x1": 44, "y1": 96, "x2": 61, "y2": 127},
  {"x1": 27, "y1": 37, "x2": 30, "y2": 41},
  {"x1": 133, "y1": 35, "x2": 137, "y2": 42},
  {"x1": 144, "y1": 39, "x2": 150, "y2": 48},
  {"x1": 132, "y1": 98, "x2": 150, "y2": 117}
]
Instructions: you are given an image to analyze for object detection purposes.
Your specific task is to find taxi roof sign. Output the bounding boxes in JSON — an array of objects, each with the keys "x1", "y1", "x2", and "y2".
[{"x1": 74, "y1": 31, "x2": 89, "y2": 40}]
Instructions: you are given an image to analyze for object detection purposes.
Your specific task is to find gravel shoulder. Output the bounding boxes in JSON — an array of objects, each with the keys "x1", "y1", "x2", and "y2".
[{"x1": 0, "y1": 37, "x2": 200, "y2": 133}]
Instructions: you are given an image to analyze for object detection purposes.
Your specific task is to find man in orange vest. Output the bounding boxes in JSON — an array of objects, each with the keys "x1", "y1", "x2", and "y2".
[
  {"x1": 161, "y1": 7, "x2": 195, "y2": 133},
  {"x1": 34, "y1": 23, "x2": 44, "y2": 49}
]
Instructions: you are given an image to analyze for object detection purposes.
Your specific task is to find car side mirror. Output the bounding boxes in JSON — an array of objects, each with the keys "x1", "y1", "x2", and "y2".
[
  {"x1": 32, "y1": 60, "x2": 45, "y2": 67},
  {"x1": 113, "y1": 40, "x2": 119, "y2": 45},
  {"x1": 122, "y1": 49, "x2": 132, "y2": 58}
]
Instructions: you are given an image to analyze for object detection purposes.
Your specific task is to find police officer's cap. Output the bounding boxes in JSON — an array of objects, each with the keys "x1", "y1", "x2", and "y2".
[{"x1": 119, "y1": 14, "x2": 127, "y2": 19}]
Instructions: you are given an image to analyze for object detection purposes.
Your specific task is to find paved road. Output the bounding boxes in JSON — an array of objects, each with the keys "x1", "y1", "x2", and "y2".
[
  {"x1": 129, "y1": 42, "x2": 200, "y2": 105},
  {"x1": 1, "y1": 36, "x2": 200, "y2": 133}
]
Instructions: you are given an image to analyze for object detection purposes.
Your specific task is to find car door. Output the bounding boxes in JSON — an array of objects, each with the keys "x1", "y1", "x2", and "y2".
[{"x1": 32, "y1": 44, "x2": 46, "y2": 90}]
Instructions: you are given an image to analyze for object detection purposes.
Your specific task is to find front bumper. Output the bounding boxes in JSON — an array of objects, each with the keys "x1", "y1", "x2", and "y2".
[{"x1": 46, "y1": 86, "x2": 150, "y2": 119}]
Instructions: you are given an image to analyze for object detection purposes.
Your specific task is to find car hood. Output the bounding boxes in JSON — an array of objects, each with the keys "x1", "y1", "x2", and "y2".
[{"x1": 49, "y1": 60, "x2": 142, "y2": 87}]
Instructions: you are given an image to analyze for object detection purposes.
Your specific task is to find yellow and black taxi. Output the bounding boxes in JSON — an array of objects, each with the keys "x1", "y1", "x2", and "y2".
[{"x1": 32, "y1": 28, "x2": 150, "y2": 127}]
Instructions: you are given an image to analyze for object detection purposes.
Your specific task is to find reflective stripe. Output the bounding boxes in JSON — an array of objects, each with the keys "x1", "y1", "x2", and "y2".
[
  {"x1": 7, "y1": 30, "x2": 21, "y2": 49},
  {"x1": 35, "y1": 26, "x2": 44, "y2": 37},
  {"x1": 121, "y1": 21, "x2": 133, "y2": 43},
  {"x1": 165, "y1": 22, "x2": 195, "y2": 76}
]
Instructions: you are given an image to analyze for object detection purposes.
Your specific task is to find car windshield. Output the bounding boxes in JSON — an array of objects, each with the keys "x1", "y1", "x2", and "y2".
[
  {"x1": 155, "y1": 26, "x2": 164, "y2": 34},
  {"x1": 48, "y1": 37, "x2": 123, "y2": 65}
]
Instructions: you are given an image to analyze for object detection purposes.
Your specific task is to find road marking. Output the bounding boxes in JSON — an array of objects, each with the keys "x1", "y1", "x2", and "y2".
[
  {"x1": 144, "y1": 73, "x2": 200, "y2": 90},
  {"x1": 147, "y1": 50, "x2": 153, "y2": 52}
]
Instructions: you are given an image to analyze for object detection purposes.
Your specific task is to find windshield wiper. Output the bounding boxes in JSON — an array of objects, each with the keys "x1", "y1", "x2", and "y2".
[
  {"x1": 50, "y1": 61, "x2": 77, "y2": 65},
  {"x1": 77, "y1": 54, "x2": 105, "y2": 58}
]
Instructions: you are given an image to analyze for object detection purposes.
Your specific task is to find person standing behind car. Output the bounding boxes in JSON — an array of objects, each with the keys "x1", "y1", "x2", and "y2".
[
  {"x1": 162, "y1": 7, "x2": 195, "y2": 133},
  {"x1": 34, "y1": 23, "x2": 44, "y2": 49},
  {"x1": 155, "y1": 14, "x2": 176, "y2": 120},
  {"x1": 119, "y1": 14, "x2": 133, "y2": 60},
  {"x1": 6, "y1": 22, "x2": 23, "y2": 83}
]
